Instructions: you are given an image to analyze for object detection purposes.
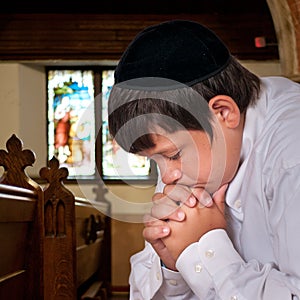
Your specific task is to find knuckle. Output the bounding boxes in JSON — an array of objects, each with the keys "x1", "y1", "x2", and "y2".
[{"x1": 152, "y1": 192, "x2": 164, "y2": 201}]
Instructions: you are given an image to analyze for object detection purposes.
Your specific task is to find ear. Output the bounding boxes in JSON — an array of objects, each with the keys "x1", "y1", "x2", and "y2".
[{"x1": 208, "y1": 95, "x2": 241, "y2": 129}]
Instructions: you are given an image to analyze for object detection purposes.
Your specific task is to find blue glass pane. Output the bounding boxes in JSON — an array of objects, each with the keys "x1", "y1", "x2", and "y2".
[{"x1": 47, "y1": 70, "x2": 95, "y2": 177}]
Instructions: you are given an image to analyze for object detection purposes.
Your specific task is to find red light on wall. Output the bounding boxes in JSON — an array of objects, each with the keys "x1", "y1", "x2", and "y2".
[{"x1": 255, "y1": 36, "x2": 266, "y2": 48}]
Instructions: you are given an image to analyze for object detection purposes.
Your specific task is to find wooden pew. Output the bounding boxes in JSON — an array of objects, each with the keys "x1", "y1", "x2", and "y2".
[
  {"x1": 75, "y1": 196, "x2": 111, "y2": 299},
  {"x1": 0, "y1": 134, "x2": 44, "y2": 299},
  {"x1": 0, "y1": 134, "x2": 111, "y2": 299},
  {"x1": 0, "y1": 184, "x2": 41, "y2": 299}
]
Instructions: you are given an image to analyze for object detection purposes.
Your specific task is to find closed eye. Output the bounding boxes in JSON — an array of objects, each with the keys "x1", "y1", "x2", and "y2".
[{"x1": 167, "y1": 150, "x2": 181, "y2": 161}]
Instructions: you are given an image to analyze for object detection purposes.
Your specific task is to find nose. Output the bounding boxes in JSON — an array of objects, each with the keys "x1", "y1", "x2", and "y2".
[{"x1": 160, "y1": 166, "x2": 182, "y2": 185}]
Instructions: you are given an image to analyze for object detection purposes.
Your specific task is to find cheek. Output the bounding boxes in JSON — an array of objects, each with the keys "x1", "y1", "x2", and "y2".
[{"x1": 182, "y1": 151, "x2": 212, "y2": 181}]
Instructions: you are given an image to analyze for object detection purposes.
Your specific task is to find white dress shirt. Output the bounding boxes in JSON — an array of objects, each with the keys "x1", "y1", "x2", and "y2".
[{"x1": 129, "y1": 76, "x2": 300, "y2": 300}]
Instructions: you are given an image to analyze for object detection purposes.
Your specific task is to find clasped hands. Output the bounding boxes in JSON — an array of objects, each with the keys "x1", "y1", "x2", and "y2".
[{"x1": 143, "y1": 184, "x2": 228, "y2": 271}]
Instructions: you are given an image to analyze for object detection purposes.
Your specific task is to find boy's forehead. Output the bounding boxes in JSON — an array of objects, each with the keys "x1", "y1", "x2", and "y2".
[
  {"x1": 141, "y1": 133, "x2": 177, "y2": 154},
  {"x1": 139, "y1": 130, "x2": 209, "y2": 156},
  {"x1": 138, "y1": 133, "x2": 178, "y2": 156}
]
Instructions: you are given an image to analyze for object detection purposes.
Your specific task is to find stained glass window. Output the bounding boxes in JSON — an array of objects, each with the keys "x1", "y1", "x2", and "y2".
[
  {"x1": 101, "y1": 70, "x2": 151, "y2": 179},
  {"x1": 47, "y1": 67, "x2": 155, "y2": 181},
  {"x1": 47, "y1": 69, "x2": 95, "y2": 178}
]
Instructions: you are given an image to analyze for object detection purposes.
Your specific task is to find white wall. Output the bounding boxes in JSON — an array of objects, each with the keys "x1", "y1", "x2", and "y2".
[
  {"x1": 241, "y1": 60, "x2": 282, "y2": 77},
  {"x1": 0, "y1": 60, "x2": 282, "y2": 216},
  {"x1": 0, "y1": 63, "x2": 47, "y2": 177}
]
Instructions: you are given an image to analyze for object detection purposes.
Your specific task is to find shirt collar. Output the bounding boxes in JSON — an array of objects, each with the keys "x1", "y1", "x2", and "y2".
[{"x1": 226, "y1": 79, "x2": 268, "y2": 211}]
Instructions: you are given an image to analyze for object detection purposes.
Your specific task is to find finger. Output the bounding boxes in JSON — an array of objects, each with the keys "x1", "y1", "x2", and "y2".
[
  {"x1": 163, "y1": 208, "x2": 186, "y2": 222},
  {"x1": 190, "y1": 187, "x2": 213, "y2": 207},
  {"x1": 151, "y1": 194, "x2": 181, "y2": 219},
  {"x1": 212, "y1": 184, "x2": 228, "y2": 213},
  {"x1": 143, "y1": 224, "x2": 170, "y2": 243},
  {"x1": 143, "y1": 213, "x2": 173, "y2": 227},
  {"x1": 143, "y1": 213, "x2": 158, "y2": 225},
  {"x1": 184, "y1": 193, "x2": 197, "y2": 207},
  {"x1": 163, "y1": 184, "x2": 197, "y2": 207}
]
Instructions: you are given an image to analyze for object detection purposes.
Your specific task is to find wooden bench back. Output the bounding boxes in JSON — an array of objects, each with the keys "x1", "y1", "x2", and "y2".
[
  {"x1": 0, "y1": 184, "x2": 39, "y2": 299},
  {"x1": 0, "y1": 134, "x2": 111, "y2": 299},
  {"x1": 0, "y1": 134, "x2": 43, "y2": 299},
  {"x1": 0, "y1": 134, "x2": 76, "y2": 299}
]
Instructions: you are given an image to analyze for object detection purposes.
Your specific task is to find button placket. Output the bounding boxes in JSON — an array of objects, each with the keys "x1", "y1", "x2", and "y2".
[
  {"x1": 168, "y1": 279, "x2": 177, "y2": 286},
  {"x1": 156, "y1": 272, "x2": 160, "y2": 280},
  {"x1": 205, "y1": 249, "x2": 215, "y2": 258},
  {"x1": 234, "y1": 199, "x2": 242, "y2": 209},
  {"x1": 195, "y1": 264, "x2": 202, "y2": 273}
]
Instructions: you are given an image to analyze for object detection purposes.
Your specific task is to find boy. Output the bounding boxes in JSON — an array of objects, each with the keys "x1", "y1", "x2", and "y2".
[{"x1": 108, "y1": 20, "x2": 300, "y2": 299}]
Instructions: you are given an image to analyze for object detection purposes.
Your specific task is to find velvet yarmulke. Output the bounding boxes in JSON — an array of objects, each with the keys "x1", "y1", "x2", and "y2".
[{"x1": 114, "y1": 19, "x2": 231, "y2": 86}]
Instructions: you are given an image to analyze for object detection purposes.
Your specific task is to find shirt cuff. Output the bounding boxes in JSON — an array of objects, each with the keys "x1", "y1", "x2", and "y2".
[
  {"x1": 159, "y1": 267, "x2": 192, "y2": 296},
  {"x1": 176, "y1": 242, "x2": 213, "y2": 298},
  {"x1": 198, "y1": 229, "x2": 244, "y2": 277},
  {"x1": 176, "y1": 229, "x2": 244, "y2": 298}
]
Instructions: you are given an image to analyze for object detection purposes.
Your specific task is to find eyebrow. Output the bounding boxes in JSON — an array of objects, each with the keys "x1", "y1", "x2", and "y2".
[{"x1": 151, "y1": 144, "x2": 179, "y2": 156}]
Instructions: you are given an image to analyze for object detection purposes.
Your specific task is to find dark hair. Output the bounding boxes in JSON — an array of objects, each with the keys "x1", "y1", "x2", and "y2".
[
  {"x1": 108, "y1": 55, "x2": 261, "y2": 153},
  {"x1": 192, "y1": 56, "x2": 261, "y2": 113}
]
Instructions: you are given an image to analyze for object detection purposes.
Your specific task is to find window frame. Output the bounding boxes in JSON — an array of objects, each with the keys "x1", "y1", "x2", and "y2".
[{"x1": 46, "y1": 65, "x2": 158, "y2": 185}]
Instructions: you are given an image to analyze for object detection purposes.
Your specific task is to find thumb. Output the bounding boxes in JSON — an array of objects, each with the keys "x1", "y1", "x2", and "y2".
[
  {"x1": 190, "y1": 188, "x2": 213, "y2": 208},
  {"x1": 212, "y1": 184, "x2": 228, "y2": 213}
]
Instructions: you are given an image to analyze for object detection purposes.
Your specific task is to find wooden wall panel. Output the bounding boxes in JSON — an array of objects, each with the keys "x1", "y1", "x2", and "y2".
[{"x1": 0, "y1": 13, "x2": 278, "y2": 61}]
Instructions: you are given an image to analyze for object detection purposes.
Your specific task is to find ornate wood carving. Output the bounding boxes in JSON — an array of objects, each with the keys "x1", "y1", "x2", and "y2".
[
  {"x1": 40, "y1": 156, "x2": 76, "y2": 300},
  {"x1": 0, "y1": 134, "x2": 43, "y2": 299},
  {"x1": 0, "y1": 134, "x2": 40, "y2": 190}
]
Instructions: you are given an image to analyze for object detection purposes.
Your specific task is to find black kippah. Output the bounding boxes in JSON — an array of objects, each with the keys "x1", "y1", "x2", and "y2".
[{"x1": 114, "y1": 19, "x2": 231, "y2": 86}]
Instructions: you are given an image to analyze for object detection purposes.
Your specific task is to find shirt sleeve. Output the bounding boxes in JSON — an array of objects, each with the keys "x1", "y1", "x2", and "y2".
[
  {"x1": 129, "y1": 242, "x2": 198, "y2": 300},
  {"x1": 176, "y1": 229, "x2": 300, "y2": 300}
]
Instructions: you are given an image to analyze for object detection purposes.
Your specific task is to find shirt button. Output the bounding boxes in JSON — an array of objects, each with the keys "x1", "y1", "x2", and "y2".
[
  {"x1": 168, "y1": 279, "x2": 177, "y2": 286},
  {"x1": 234, "y1": 199, "x2": 242, "y2": 209},
  {"x1": 156, "y1": 272, "x2": 160, "y2": 280},
  {"x1": 195, "y1": 264, "x2": 202, "y2": 273},
  {"x1": 205, "y1": 249, "x2": 215, "y2": 258}
]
